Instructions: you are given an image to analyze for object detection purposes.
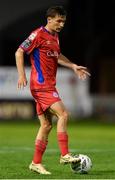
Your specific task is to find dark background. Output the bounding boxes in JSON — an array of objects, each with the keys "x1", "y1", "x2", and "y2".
[{"x1": 0, "y1": 0, "x2": 115, "y2": 94}]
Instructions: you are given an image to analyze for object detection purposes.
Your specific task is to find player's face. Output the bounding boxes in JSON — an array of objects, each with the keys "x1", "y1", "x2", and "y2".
[{"x1": 48, "y1": 15, "x2": 66, "y2": 33}]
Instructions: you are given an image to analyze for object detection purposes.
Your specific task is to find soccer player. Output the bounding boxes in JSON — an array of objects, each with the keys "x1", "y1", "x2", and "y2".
[{"x1": 15, "y1": 6, "x2": 90, "y2": 175}]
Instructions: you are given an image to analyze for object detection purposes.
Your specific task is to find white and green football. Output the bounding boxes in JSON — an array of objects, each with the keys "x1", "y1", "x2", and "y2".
[{"x1": 70, "y1": 154, "x2": 92, "y2": 174}]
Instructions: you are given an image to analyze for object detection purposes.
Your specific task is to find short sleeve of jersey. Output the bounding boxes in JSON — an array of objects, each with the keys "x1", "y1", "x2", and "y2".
[{"x1": 19, "y1": 30, "x2": 40, "y2": 54}]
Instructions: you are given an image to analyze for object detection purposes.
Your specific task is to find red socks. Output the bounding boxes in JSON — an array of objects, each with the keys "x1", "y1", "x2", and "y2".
[
  {"x1": 33, "y1": 139, "x2": 48, "y2": 164},
  {"x1": 57, "y1": 132, "x2": 69, "y2": 156},
  {"x1": 33, "y1": 132, "x2": 69, "y2": 163}
]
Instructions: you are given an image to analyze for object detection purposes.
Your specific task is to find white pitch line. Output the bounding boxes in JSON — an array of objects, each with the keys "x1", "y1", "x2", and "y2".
[{"x1": 0, "y1": 147, "x2": 115, "y2": 154}]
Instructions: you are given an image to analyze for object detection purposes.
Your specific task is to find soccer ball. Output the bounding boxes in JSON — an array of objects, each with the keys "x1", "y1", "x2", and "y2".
[{"x1": 70, "y1": 154, "x2": 92, "y2": 174}]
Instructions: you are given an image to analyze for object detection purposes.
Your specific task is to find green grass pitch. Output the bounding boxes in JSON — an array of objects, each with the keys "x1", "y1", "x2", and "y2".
[{"x1": 0, "y1": 119, "x2": 115, "y2": 179}]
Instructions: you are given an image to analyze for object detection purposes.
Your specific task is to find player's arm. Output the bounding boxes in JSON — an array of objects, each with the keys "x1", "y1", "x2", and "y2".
[
  {"x1": 15, "y1": 47, "x2": 28, "y2": 89},
  {"x1": 58, "y1": 53, "x2": 91, "y2": 80}
]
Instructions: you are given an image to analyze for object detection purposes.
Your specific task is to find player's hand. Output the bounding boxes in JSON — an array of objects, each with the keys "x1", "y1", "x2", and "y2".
[
  {"x1": 17, "y1": 76, "x2": 28, "y2": 89},
  {"x1": 72, "y1": 64, "x2": 91, "y2": 80}
]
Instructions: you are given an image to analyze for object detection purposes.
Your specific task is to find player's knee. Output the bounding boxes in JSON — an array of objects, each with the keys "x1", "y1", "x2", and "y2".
[
  {"x1": 61, "y1": 111, "x2": 69, "y2": 122},
  {"x1": 42, "y1": 122, "x2": 52, "y2": 132},
  {"x1": 47, "y1": 124, "x2": 52, "y2": 131}
]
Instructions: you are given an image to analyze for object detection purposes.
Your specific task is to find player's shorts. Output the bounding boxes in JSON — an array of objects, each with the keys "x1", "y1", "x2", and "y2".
[{"x1": 31, "y1": 88, "x2": 61, "y2": 115}]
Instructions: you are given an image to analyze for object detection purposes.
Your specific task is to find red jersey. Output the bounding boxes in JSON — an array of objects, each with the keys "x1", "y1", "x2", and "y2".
[{"x1": 20, "y1": 26, "x2": 60, "y2": 90}]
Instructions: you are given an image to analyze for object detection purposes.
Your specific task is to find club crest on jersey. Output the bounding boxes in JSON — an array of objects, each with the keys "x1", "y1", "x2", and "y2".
[{"x1": 53, "y1": 92, "x2": 59, "y2": 98}]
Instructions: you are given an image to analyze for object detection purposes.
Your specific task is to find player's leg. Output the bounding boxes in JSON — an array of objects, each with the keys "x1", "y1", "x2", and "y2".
[
  {"x1": 35, "y1": 112, "x2": 52, "y2": 142},
  {"x1": 50, "y1": 101, "x2": 69, "y2": 156},
  {"x1": 50, "y1": 101, "x2": 81, "y2": 164},
  {"x1": 29, "y1": 112, "x2": 52, "y2": 174}
]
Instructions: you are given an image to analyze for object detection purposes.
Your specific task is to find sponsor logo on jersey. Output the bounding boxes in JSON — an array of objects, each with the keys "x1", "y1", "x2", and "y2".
[
  {"x1": 47, "y1": 51, "x2": 58, "y2": 58},
  {"x1": 53, "y1": 92, "x2": 59, "y2": 98},
  {"x1": 46, "y1": 40, "x2": 51, "y2": 45}
]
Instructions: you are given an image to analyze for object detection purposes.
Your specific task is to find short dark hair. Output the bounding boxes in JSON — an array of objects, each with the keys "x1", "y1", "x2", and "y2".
[{"x1": 46, "y1": 6, "x2": 67, "y2": 18}]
